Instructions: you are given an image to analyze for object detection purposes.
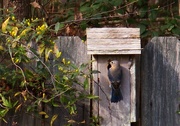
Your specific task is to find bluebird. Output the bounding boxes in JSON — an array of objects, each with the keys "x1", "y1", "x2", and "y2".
[{"x1": 107, "y1": 60, "x2": 123, "y2": 103}]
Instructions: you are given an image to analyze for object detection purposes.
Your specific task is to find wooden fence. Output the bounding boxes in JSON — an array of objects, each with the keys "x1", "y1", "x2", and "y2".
[
  {"x1": 141, "y1": 37, "x2": 180, "y2": 126},
  {"x1": 0, "y1": 36, "x2": 90, "y2": 126},
  {"x1": 0, "y1": 36, "x2": 180, "y2": 126}
]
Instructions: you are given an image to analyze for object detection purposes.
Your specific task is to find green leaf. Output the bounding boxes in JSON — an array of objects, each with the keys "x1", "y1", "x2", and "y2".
[
  {"x1": 55, "y1": 22, "x2": 64, "y2": 33},
  {"x1": 69, "y1": 105, "x2": 76, "y2": 115},
  {"x1": 168, "y1": 25, "x2": 174, "y2": 31},
  {"x1": 149, "y1": 10, "x2": 157, "y2": 21},
  {"x1": 160, "y1": 24, "x2": 171, "y2": 31},
  {"x1": 139, "y1": 7, "x2": 148, "y2": 18},
  {"x1": 83, "y1": 78, "x2": 89, "y2": 89},
  {"x1": 0, "y1": 109, "x2": 9, "y2": 119},
  {"x1": 139, "y1": 24, "x2": 146, "y2": 35},
  {"x1": 2, "y1": 17, "x2": 10, "y2": 33},
  {"x1": 110, "y1": 0, "x2": 123, "y2": 6},
  {"x1": 42, "y1": 99, "x2": 51, "y2": 103},
  {"x1": 152, "y1": 31, "x2": 159, "y2": 37},
  {"x1": 80, "y1": 21, "x2": 87, "y2": 30},
  {"x1": 0, "y1": 95, "x2": 12, "y2": 108},
  {"x1": 87, "y1": 95, "x2": 99, "y2": 99},
  {"x1": 172, "y1": 28, "x2": 180, "y2": 35},
  {"x1": 91, "y1": 70, "x2": 101, "y2": 74},
  {"x1": 63, "y1": 75, "x2": 69, "y2": 81},
  {"x1": 52, "y1": 102, "x2": 60, "y2": 107}
]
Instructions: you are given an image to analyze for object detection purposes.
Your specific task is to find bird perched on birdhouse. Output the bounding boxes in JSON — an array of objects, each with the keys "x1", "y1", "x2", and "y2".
[{"x1": 107, "y1": 60, "x2": 123, "y2": 103}]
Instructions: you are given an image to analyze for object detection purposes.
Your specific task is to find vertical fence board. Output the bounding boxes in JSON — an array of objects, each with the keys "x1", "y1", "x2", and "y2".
[
  {"x1": 45, "y1": 36, "x2": 91, "y2": 126},
  {"x1": 141, "y1": 37, "x2": 180, "y2": 126}
]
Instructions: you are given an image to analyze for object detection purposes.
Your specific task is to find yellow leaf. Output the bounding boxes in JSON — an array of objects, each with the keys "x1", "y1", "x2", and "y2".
[
  {"x1": 80, "y1": 120, "x2": 85, "y2": 123},
  {"x1": 2, "y1": 118, "x2": 7, "y2": 123},
  {"x1": 68, "y1": 119, "x2": 76, "y2": 124},
  {"x1": 39, "y1": 111, "x2": 47, "y2": 115},
  {"x1": 14, "y1": 92, "x2": 21, "y2": 97},
  {"x1": 19, "y1": 28, "x2": 31, "y2": 37},
  {"x1": 0, "y1": 45, "x2": 4, "y2": 50},
  {"x1": 43, "y1": 93, "x2": 45, "y2": 99},
  {"x1": 45, "y1": 114, "x2": 49, "y2": 118},
  {"x1": 2, "y1": 17, "x2": 10, "y2": 33},
  {"x1": 54, "y1": 45, "x2": 61, "y2": 58},
  {"x1": 21, "y1": 90, "x2": 27, "y2": 101},
  {"x1": 38, "y1": 44, "x2": 45, "y2": 56},
  {"x1": 50, "y1": 114, "x2": 58, "y2": 126},
  {"x1": 62, "y1": 58, "x2": 66, "y2": 64},
  {"x1": 10, "y1": 27, "x2": 18, "y2": 37},
  {"x1": 12, "y1": 41, "x2": 17, "y2": 48},
  {"x1": 45, "y1": 48, "x2": 52, "y2": 61},
  {"x1": 15, "y1": 104, "x2": 22, "y2": 113}
]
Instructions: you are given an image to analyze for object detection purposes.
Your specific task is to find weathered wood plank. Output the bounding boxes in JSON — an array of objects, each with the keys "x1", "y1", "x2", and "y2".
[
  {"x1": 141, "y1": 37, "x2": 180, "y2": 126},
  {"x1": 92, "y1": 55, "x2": 136, "y2": 126},
  {"x1": 91, "y1": 55, "x2": 100, "y2": 120},
  {"x1": 87, "y1": 50, "x2": 141, "y2": 55},
  {"x1": 87, "y1": 28, "x2": 141, "y2": 55},
  {"x1": 45, "y1": 36, "x2": 91, "y2": 126},
  {"x1": 130, "y1": 58, "x2": 136, "y2": 122},
  {"x1": 87, "y1": 39, "x2": 140, "y2": 44},
  {"x1": 87, "y1": 28, "x2": 140, "y2": 34},
  {"x1": 87, "y1": 33, "x2": 139, "y2": 39}
]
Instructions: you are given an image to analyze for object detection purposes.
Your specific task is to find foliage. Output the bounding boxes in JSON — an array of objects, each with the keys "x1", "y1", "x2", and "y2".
[
  {"x1": 28, "y1": 0, "x2": 180, "y2": 39},
  {"x1": 0, "y1": 8, "x2": 98, "y2": 125}
]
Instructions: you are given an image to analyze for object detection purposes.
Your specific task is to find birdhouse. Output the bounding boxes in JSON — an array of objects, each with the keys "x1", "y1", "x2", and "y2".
[{"x1": 86, "y1": 28, "x2": 141, "y2": 126}]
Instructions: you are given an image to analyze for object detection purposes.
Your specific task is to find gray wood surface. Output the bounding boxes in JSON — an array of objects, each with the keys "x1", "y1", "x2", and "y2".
[
  {"x1": 45, "y1": 36, "x2": 91, "y2": 126},
  {"x1": 87, "y1": 28, "x2": 141, "y2": 55},
  {"x1": 92, "y1": 55, "x2": 136, "y2": 126},
  {"x1": 141, "y1": 37, "x2": 180, "y2": 126}
]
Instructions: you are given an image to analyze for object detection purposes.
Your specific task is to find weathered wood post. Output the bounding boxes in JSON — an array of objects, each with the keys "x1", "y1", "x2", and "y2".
[
  {"x1": 87, "y1": 28, "x2": 141, "y2": 126},
  {"x1": 141, "y1": 37, "x2": 180, "y2": 126}
]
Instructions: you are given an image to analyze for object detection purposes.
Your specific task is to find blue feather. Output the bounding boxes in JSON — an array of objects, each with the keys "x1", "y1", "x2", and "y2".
[{"x1": 111, "y1": 87, "x2": 123, "y2": 103}]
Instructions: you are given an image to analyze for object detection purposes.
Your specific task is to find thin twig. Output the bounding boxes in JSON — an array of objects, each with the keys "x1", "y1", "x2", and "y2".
[
  {"x1": 8, "y1": 45, "x2": 39, "y2": 100},
  {"x1": 8, "y1": 45, "x2": 26, "y2": 83},
  {"x1": 93, "y1": 80, "x2": 113, "y2": 123},
  {"x1": 24, "y1": 46, "x2": 58, "y2": 92}
]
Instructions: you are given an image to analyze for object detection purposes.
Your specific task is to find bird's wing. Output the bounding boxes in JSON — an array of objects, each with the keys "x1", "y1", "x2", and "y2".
[{"x1": 117, "y1": 67, "x2": 122, "y2": 81}]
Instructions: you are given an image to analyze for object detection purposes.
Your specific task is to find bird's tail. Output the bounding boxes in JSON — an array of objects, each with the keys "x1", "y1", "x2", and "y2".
[{"x1": 111, "y1": 87, "x2": 123, "y2": 103}]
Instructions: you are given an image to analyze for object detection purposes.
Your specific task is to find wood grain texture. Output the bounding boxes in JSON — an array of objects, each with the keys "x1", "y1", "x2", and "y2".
[
  {"x1": 92, "y1": 55, "x2": 136, "y2": 126},
  {"x1": 141, "y1": 37, "x2": 180, "y2": 126},
  {"x1": 130, "y1": 58, "x2": 136, "y2": 122},
  {"x1": 86, "y1": 28, "x2": 141, "y2": 54},
  {"x1": 46, "y1": 36, "x2": 91, "y2": 126}
]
